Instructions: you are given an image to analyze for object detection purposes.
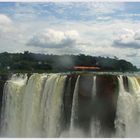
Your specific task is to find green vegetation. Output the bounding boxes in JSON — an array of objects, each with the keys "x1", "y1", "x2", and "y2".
[{"x1": 0, "y1": 51, "x2": 138, "y2": 74}]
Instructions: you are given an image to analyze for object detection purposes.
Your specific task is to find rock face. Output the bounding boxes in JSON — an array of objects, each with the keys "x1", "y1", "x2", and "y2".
[
  {"x1": 0, "y1": 74, "x2": 9, "y2": 133},
  {"x1": 62, "y1": 73, "x2": 119, "y2": 137},
  {"x1": 123, "y1": 76, "x2": 129, "y2": 92},
  {"x1": 78, "y1": 75, "x2": 93, "y2": 135},
  {"x1": 68, "y1": 74, "x2": 119, "y2": 137},
  {"x1": 0, "y1": 74, "x2": 9, "y2": 114},
  {"x1": 63, "y1": 74, "x2": 78, "y2": 130},
  {"x1": 96, "y1": 75, "x2": 119, "y2": 137}
]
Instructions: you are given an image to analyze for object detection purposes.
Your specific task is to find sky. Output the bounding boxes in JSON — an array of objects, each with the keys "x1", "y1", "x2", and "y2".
[{"x1": 0, "y1": 2, "x2": 140, "y2": 67}]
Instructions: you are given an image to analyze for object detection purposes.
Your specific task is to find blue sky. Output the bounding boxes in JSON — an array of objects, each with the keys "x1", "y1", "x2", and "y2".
[
  {"x1": 0, "y1": 2, "x2": 140, "y2": 22},
  {"x1": 0, "y1": 2, "x2": 140, "y2": 67}
]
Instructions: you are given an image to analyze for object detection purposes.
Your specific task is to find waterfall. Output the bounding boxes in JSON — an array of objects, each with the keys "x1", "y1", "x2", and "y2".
[
  {"x1": 69, "y1": 75, "x2": 80, "y2": 137},
  {"x1": 1, "y1": 74, "x2": 28, "y2": 137},
  {"x1": 21, "y1": 73, "x2": 48, "y2": 137},
  {"x1": 115, "y1": 76, "x2": 140, "y2": 137},
  {"x1": 1, "y1": 73, "x2": 140, "y2": 138},
  {"x1": 127, "y1": 77, "x2": 140, "y2": 137},
  {"x1": 40, "y1": 74, "x2": 66, "y2": 137},
  {"x1": 92, "y1": 76, "x2": 96, "y2": 98},
  {"x1": 90, "y1": 76, "x2": 101, "y2": 137},
  {"x1": 0, "y1": 73, "x2": 66, "y2": 137}
]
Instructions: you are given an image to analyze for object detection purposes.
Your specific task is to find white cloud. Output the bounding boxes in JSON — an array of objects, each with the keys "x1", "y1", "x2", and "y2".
[
  {"x1": 0, "y1": 14, "x2": 12, "y2": 25},
  {"x1": 12, "y1": 2, "x2": 125, "y2": 23},
  {"x1": 134, "y1": 30, "x2": 140, "y2": 40},
  {"x1": 113, "y1": 28, "x2": 140, "y2": 49},
  {"x1": 86, "y1": 2, "x2": 124, "y2": 15},
  {"x1": 96, "y1": 16, "x2": 112, "y2": 20},
  {"x1": 0, "y1": 14, "x2": 13, "y2": 34},
  {"x1": 0, "y1": 14, "x2": 29, "y2": 53},
  {"x1": 27, "y1": 29, "x2": 79, "y2": 48}
]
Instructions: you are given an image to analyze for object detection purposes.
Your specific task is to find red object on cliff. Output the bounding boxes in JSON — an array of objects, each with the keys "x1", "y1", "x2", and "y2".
[{"x1": 74, "y1": 66, "x2": 100, "y2": 70}]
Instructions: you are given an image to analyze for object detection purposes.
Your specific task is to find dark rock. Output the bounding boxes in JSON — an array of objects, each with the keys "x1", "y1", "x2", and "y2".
[
  {"x1": 63, "y1": 74, "x2": 78, "y2": 130},
  {"x1": 77, "y1": 75, "x2": 93, "y2": 136},
  {"x1": 123, "y1": 76, "x2": 129, "y2": 92},
  {"x1": 96, "y1": 75, "x2": 119, "y2": 137}
]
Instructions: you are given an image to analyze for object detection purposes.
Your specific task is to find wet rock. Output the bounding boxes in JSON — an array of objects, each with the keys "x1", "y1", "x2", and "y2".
[
  {"x1": 63, "y1": 74, "x2": 78, "y2": 130},
  {"x1": 62, "y1": 73, "x2": 119, "y2": 137},
  {"x1": 123, "y1": 76, "x2": 129, "y2": 92},
  {"x1": 95, "y1": 75, "x2": 119, "y2": 137},
  {"x1": 77, "y1": 75, "x2": 93, "y2": 135},
  {"x1": 0, "y1": 74, "x2": 9, "y2": 115}
]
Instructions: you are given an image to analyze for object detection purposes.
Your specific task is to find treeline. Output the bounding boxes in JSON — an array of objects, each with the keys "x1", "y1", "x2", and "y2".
[{"x1": 0, "y1": 51, "x2": 138, "y2": 73}]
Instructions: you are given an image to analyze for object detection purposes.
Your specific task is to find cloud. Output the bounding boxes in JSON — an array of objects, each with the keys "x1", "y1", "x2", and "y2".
[
  {"x1": 113, "y1": 29, "x2": 140, "y2": 49},
  {"x1": 126, "y1": 53, "x2": 138, "y2": 57},
  {"x1": 0, "y1": 14, "x2": 12, "y2": 25},
  {"x1": 10, "y1": 2, "x2": 125, "y2": 23},
  {"x1": 96, "y1": 16, "x2": 111, "y2": 21},
  {"x1": 134, "y1": 31, "x2": 140, "y2": 40},
  {"x1": 86, "y1": 2, "x2": 124, "y2": 15},
  {"x1": 0, "y1": 14, "x2": 27, "y2": 47},
  {"x1": 27, "y1": 29, "x2": 79, "y2": 48},
  {"x1": 0, "y1": 14, "x2": 13, "y2": 34}
]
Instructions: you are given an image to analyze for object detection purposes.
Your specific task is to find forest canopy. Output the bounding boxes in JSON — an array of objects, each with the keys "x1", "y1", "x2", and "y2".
[{"x1": 0, "y1": 51, "x2": 138, "y2": 74}]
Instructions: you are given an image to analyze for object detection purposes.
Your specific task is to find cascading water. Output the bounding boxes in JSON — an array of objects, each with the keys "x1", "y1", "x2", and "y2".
[
  {"x1": 92, "y1": 76, "x2": 96, "y2": 98},
  {"x1": 90, "y1": 76, "x2": 101, "y2": 137},
  {"x1": 40, "y1": 74, "x2": 66, "y2": 137},
  {"x1": 115, "y1": 76, "x2": 140, "y2": 137},
  {"x1": 69, "y1": 75, "x2": 80, "y2": 137},
  {"x1": 0, "y1": 73, "x2": 67, "y2": 137},
  {"x1": 21, "y1": 74, "x2": 47, "y2": 137},
  {"x1": 127, "y1": 76, "x2": 140, "y2": 137},
  {"x1": 1, "y1": 74, "x2": 28, "y2": 137},
  {"x1": 0, "y1": 73, "x2": 140, "y2": 138}
]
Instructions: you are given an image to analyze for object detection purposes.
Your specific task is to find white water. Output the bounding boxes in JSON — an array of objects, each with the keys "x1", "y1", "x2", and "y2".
[
  {"x1": 1, "y1": 73, "x2": 140, "y2": 138},
  {"x1": 115, "y1": 76, "x2": 140, "y2": 137},
  {"x1": 40, "y1": 74, "x2": 66, "y2": 137},
  {"x1": 1, "y1": 74, "x2": 28, "y2": 137},
  {"x1": 92, "y1": 76, "x2": 96, "y2": 98},
  {"x1": 90, "y1": 76, "x2": 101, "y2": 137},
  {"x1": 1, "y1": 73, "x2": 66, "y2": 137},
  {"x1": 69, "y1": 75, "x2": 80, "y2": 137}
]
